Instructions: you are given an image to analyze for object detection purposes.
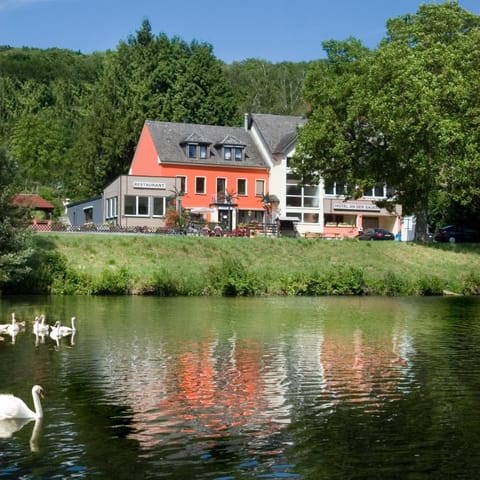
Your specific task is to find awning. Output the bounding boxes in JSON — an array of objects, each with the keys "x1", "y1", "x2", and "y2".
[{"x1": 189, "y1": 207, "x2": 216, "y2": 214}]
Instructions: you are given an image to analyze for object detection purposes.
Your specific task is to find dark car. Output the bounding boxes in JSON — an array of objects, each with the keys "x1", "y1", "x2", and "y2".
[
  {"x1": 433, "y1": 225, "x2": 480, "y2": 243},
  {"x1": 357, "y1": 228, "x2": 394, "y2": 241}
]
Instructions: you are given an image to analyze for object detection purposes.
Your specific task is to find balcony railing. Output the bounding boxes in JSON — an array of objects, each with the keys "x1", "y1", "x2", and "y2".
[{"x1": 210, "y1": 193, "x2": 238, "y2": 206}]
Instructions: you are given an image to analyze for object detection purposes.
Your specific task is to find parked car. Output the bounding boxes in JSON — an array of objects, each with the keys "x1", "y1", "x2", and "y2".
[
  {"x1": 357, "y1": 228, "x2": 394, "y2": 241},
  {"x1": 433, "y1": 225, "x2": 480, "y2": 243}
]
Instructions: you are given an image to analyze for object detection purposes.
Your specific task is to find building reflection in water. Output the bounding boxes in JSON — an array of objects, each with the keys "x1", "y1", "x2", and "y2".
[{"x1": 98, "y1": 315, "x2": 415, "y2": 452}]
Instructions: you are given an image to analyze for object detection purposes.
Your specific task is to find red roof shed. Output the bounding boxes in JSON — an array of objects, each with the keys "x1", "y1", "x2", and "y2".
[{"x1": 10, "y1": 194, "x2": 55, "y2": 211}]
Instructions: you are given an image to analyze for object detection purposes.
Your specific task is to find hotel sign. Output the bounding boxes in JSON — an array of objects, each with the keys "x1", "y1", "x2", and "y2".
[
  {"x1": 333, "y1": 202, "x2": 381, "y2": 212},
  {"x1": 133, "y1": 181, "x2": 167, "y2": 189}
]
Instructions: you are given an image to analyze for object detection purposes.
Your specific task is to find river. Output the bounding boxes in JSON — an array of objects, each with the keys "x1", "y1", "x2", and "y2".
[{"x1": 1, "y1": 295, "x2": 480, "y2": 479}]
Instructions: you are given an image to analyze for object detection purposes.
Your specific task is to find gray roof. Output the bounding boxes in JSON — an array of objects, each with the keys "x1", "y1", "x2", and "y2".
[
  {"x1": 250, "y1": 113, "x2": 306, "y2": 154},
  {"x1": 146, "y1": 120, "x2": 266, "y2": 169}
]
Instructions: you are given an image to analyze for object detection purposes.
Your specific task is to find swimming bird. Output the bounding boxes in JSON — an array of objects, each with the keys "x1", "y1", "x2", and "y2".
[
  {"x1": 0, "y1": 313, "x2": 17, "y2": 333},
  {"x1": 33, "y1": 315, "x2": 49, "y2": 335},
  {"x1": 0, "y1": 385, "x2": 45, "y2": 420},
  {"x1": 5, "y1": 313, "x2": 23, "y2": 336},
  {"x1": 58, "y1": 316, "x2": 76, "y2": 335},
  {"x1": 49, "y1": 321, "x2": 62, "y2": 340}
]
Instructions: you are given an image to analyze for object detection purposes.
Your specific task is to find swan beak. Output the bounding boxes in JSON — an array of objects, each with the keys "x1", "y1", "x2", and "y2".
[{"x1": 39, "y1": 388, "x2": 45, "y2": 399}]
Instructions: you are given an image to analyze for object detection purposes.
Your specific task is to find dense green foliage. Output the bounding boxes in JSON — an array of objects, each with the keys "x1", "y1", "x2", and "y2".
[
  {"x1": 0, "y1": 147, "x2": 35, "y2": 289},
  {"x1": 0, "y1": 19, "x2": 310, "y2": 208},
  {"x1": 294, "y1": 2, "x2": 480, "y2": 239}
]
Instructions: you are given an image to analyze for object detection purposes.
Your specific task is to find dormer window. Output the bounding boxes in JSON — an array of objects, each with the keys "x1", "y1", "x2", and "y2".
[
  {"x1": 224, "y1": 146, "x2": 243, "y2": 161},
  {"x1": 187, "y1": 143, "x2": 208, "y2": 159}
]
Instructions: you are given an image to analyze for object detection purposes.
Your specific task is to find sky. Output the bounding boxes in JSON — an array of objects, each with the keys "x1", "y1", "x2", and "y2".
[{"x1": 1, "y1": 0, "x2": 480, "y2": 64}]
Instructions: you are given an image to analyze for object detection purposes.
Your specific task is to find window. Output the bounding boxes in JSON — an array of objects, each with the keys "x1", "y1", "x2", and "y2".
[
  {"x1": 286, "y1": 174, "x2": 319, "y2": 208},
  {"x1": 106, "y1": 197, "x2": 118, "y2": 219},
  {"x1": 177, "y1": 176, "x2": 186, "y2": 194},
  {"x1": 237, "y1": 178, "x2": 247, "y2": 196},
  {"x1": 234, "y1": 147, "x2": 243, "y2": 161},
  {"x1": 324, "y1": 180, "x2": 347, "y2": 196},
  {"x1": 224, "y1": 146, "x2": 232, "y2": 160},
  {"x1": 199, "y1": 145, "x2": 208, "y2": 159},
  {"x1": 255, "y1": 179, "x2": 265, "y2": 196},
  {"x1": 364, "y1": 183, "x2": 386, "y2": 198},
  {"x1": 83, "y1": 207, "x2": 93, "y2": 223},
  {"x1": 153, "y1": 197, "x2": 165, "y2": 216},
  {"x1": 124, "y1": 195, "x2": 149, "y2": 216},
  {"x1": 287, "y1": 212, "x2": 319, "y2": 223},
  {"x1": 188, "y1": 144, "x2": 197, "y2": 158},
  {"x1": 217, "y1": 178, "x2": 226, "y2": 194},
  {"x1": 195, "y1": 177, "x2": 206, "y2": 194},
  {"x1": 325, "y1": 214, "x2": 355, "y2": 226}
]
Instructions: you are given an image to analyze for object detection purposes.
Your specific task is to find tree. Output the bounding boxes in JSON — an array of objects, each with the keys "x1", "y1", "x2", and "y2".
[
  {"x1": 294, "y1": 2, "x2": 480, "y2": 240},
  {"x1": 293, "y1": 37, "x2": 373, "y2": 193},
  {"x1": 0, "y1": 148, "x2": 34, "y2": 289},
  {"x1": 225, "y1": 58, "x2": 309, "y2": 115},
  {"x1": 80, "y1": 20, "x2": 239, "y2": 194}
]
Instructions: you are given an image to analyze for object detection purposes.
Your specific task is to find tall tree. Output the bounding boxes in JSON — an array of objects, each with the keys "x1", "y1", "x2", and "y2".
[
  {"x1": 293, "y1": 37, "x2": 372, "y2": 188},
  {"x1": 294, "y1": 2, "x2": 480, "y2": 240},
  {"x1": 226, "y1": 59, "x2": 309, "y2": 115},
  {"x1": 0, "y1": 147, "x2": 34, "y2": 289},
  {"x1": 78, "y1": 20, "x2": 239, "y2": 194}
]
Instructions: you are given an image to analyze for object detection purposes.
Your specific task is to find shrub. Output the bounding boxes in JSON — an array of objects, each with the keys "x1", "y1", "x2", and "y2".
[
  {"x1": 92, "y1": 267, "x2": 131, "y2": 295},
  {"x1": 375, "y1": 271, "x2": 412, "y2": 296},
  {"x1": 416, "y1": 275, "x2": 444, "y2": 296},
  {"x1": 302, "y1": 265, "x2": 365, "y2": 296},
  {"x1": 209, "y1": 256, "x2": 261, "y2": 296},
  {"x1": 461, "y1": 271, "x2": 480, "y2": 295}
]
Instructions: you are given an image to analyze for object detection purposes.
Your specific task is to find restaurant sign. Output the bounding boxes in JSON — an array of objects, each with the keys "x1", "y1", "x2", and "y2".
[{"x1": 133, "y1": 181, "x2": 167, "y2": 190}]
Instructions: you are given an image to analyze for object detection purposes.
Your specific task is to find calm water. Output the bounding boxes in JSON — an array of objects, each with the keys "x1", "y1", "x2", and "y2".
[{"x1": 1, "y1": 295, "x2": 480, "y2": 479}]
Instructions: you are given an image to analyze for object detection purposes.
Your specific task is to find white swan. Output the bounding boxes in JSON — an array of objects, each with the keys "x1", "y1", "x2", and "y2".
[
  {"x1": 49, "y1": 321, "x2": 62, "y2": 341},
  {"x1": 58, "y1": 316, "x2": 76, "y2": 335},
  {"x1": 0, "y1": 313, "x2": 19, "y2": 334},
  {"x1": 0, "y1": 385, "x2": 45, "y2": 420},
  {"x1": 33, "y1": 315, "x2": 49, "y2": 335}
]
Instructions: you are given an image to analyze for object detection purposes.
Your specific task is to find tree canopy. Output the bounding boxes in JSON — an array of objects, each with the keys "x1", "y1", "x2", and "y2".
[
  {"x1": 0, "y1": 19, "x2": 309, "y2": 206},
  {"x1": 294, "y1": 2, "x2": 480, "y2": 239}
]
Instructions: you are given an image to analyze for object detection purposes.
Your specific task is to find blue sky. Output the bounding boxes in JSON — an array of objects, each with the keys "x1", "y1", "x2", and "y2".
[{"x1": 1, "y1": 0, "x2": 480, "y2": 63}]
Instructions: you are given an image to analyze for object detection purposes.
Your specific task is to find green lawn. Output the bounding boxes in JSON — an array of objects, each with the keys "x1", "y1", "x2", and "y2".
[{"x1": 38, "y1": 233, "x2": 480, "y2": 296}]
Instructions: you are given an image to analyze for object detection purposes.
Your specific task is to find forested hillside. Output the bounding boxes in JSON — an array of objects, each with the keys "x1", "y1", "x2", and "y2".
[{"x1": 0, "y1": 20, "x2": 310, "y2": 212}]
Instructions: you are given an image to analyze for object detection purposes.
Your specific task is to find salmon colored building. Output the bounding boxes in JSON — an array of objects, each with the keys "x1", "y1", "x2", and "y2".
[
  {"x1": 65, "y1": 113, "x2": 403, "y2": 237},
  {"x1": 128, "y1": 120, "x2": 270, "y2": 230}
]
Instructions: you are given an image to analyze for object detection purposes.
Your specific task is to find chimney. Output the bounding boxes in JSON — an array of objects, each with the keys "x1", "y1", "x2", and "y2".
[{"x1": 244, "y1": 113, "x2": 252, "y2": 131}]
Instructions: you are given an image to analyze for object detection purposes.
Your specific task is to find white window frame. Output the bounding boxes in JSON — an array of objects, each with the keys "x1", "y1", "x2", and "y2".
[
  {"x1": 152, "y1": 197, "x2": 166, "y2": 217},
  {"x1": 255, "y1": 179, "x2": 265, "y2": 197},
  {"x1": 237, "y1": 178, "x2": 247, "y2": 196},
  {"x1": 124, "y1": 195, "x2": 149, "y2": 217},
  {"x1": 195, "y1": 176, "x2": 206, "y2": 194}
]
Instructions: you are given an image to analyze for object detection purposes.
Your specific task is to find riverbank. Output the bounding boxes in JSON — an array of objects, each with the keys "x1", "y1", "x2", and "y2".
[{"x1": 34, "y1": 233, "x2": 480, "y2": 296}]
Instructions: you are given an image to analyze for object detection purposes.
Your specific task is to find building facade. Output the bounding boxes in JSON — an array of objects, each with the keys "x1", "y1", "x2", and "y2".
[
  {"x1": 244, "y1": 113, "x2": 402, "y2": 238},
  {"x1": 66, "y1": 113, "x2": 403, "y2": 238},
  {"x1": 128, "y1": 119, "x2": 270, "y2": 230},
  {"x1": 103, "y1": 175, "x2": 179, "y2": 230}
]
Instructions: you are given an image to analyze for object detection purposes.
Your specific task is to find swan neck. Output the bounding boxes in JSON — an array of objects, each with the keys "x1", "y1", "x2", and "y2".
[{"x1": 32, "y1": 390, "x2": 43, "y2": 418}]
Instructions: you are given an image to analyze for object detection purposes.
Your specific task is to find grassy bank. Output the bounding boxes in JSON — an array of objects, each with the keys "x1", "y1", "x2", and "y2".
[{"x1": 32, "y1": 233, "x2": 480, "y2": 296}]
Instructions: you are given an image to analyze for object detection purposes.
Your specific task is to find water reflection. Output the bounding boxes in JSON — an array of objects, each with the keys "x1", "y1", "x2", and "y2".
[
  {"x1": 0, "y1": 418, "x2": 42, "y2": 452},
  {"x1": 1, "y1": 296, "x2": 480, "y2": 479}
]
